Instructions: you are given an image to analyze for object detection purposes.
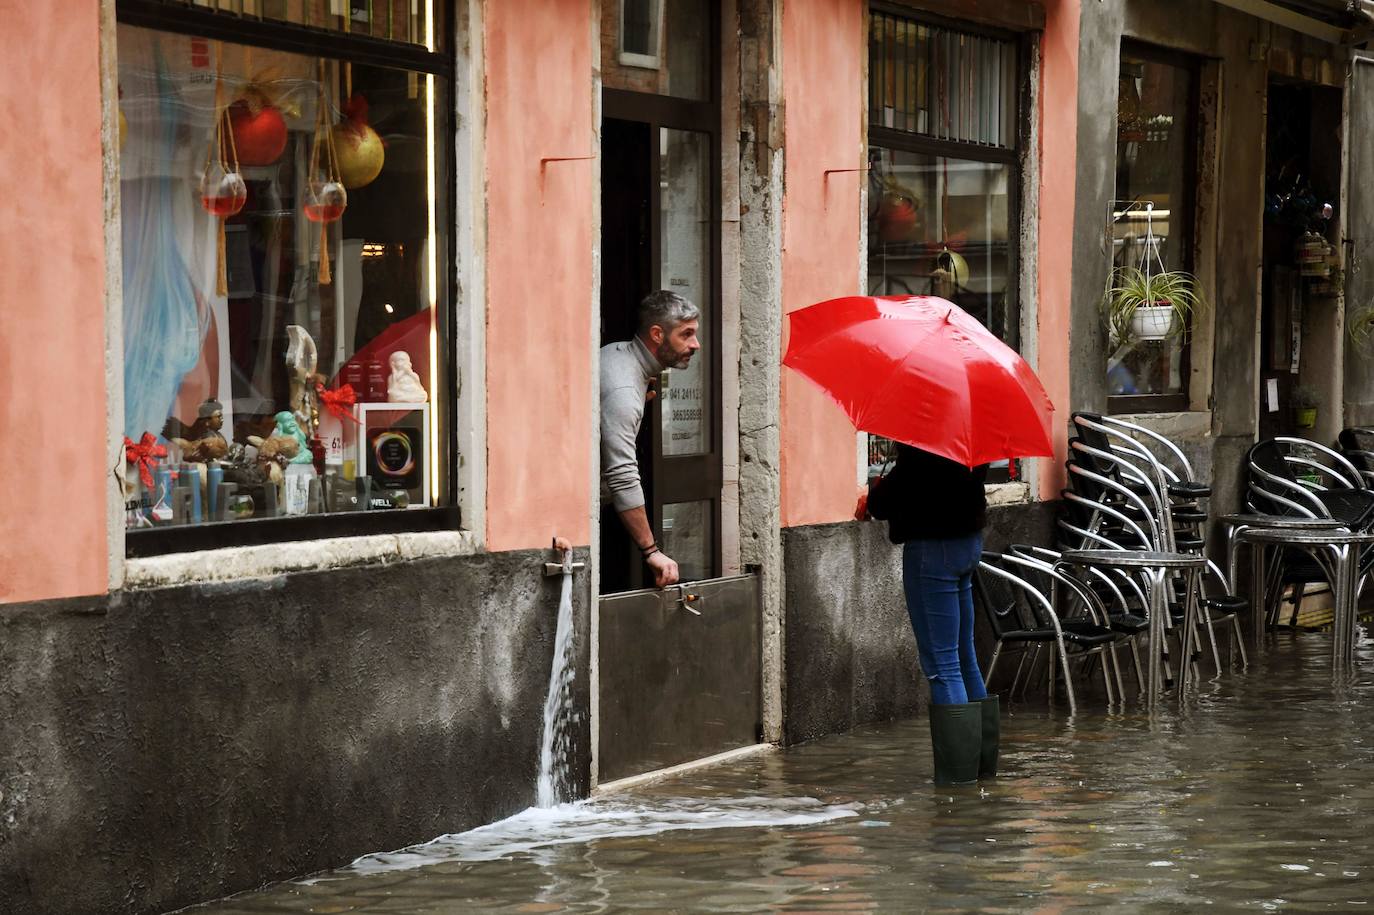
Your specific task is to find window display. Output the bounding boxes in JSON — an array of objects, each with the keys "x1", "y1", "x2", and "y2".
[
  {"x1": 117, "y1": 22, "x2": 450, "y2": 533},
  {"x1": 1108, "y1": 46, "x2": 1198, "y2": 404}
]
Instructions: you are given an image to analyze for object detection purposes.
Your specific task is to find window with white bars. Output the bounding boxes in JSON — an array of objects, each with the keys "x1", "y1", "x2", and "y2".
[{"x1": 868, "y1": 11, "x2": 1018, "y2": 150}]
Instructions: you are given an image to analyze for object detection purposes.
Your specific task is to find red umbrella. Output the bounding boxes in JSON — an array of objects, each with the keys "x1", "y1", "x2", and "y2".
[{"x1": 783, "y1": 295, "x2": 1054, "y2": 468}]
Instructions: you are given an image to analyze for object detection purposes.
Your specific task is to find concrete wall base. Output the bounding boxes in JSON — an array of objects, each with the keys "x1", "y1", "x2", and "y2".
[
  {"x1": 0, "y1": 548, "x2": 591, "y2": 915},
  {"x1": 780, "y1": 502, "x2": 1055, "y2": 745}
]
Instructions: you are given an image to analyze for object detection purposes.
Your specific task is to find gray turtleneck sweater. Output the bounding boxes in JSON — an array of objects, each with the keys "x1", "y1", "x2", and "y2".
[{"x1": 600, "y1": 336, "x2": 661, "y2": 512}]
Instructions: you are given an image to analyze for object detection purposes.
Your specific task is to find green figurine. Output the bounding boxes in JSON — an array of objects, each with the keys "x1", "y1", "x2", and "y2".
[{"x1": 274, "y1": 411, "x2": 314, "y2": 465}]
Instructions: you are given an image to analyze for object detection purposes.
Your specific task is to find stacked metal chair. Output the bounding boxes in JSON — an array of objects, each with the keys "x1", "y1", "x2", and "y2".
[
  {"x1": 975, "y1": 551, "x2": 1123, "y2": 713},
  {"x1": 1056, "y1": 413, "x2": 1248, "y2": 681},
  {"x1": 1245, "y1": 437, "x2": 1374, "y2": 629},
  {"x1": 1337, "y1": 427, "x2": 1374, "y2": 486}
]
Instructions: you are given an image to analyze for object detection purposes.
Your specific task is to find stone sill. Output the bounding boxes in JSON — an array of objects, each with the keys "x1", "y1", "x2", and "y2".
[
  {"x1": 123, "y1": 530, "x2": 481, "y2": 591},
  {"x1": 1112, "y1": 411, "x2": 1213, "y2": 440},
  {"x1": 986, "y1": 482, "x2": 1031, "y2": 506}
]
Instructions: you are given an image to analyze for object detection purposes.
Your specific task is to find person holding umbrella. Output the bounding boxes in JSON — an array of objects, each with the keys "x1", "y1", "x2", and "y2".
[
  {"x1": 863, "y1": 444, "x2": 994, "y2": 786},
  {"x1": 783, "y1": 294, "x2": 1055, "y2": 787}
]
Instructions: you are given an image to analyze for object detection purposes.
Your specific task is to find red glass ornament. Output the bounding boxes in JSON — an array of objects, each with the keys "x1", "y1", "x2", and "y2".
[{"x1": 229, "y1": 100, "x2": 288, "y2": 166}]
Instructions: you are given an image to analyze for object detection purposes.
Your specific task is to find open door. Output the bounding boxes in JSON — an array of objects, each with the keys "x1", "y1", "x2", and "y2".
[{"x1": 595, "y1": 1, "x2": 762, "y2": 783}]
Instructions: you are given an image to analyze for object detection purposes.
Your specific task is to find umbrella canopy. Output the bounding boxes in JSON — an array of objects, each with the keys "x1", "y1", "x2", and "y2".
[{"x1": 783, "y1": 295, "x2": 1054, "y2": 468}]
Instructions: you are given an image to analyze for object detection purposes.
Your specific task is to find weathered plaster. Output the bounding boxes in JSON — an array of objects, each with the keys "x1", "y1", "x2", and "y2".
[
  {"x1": 1034, "y1": 0, "x2": 1080, "y2": 497},
  {"x1": 737, "y1": 0, "x2": 786, "y2": 742},
  {"x1": 0, "y1": 0, "x2": 110, "y2": 603},
  {"x1": 0, "y1": 548, "x2": 592, "y2": 915},
  {"x1": 778, "y1": 0, "x2": 865, "y2": 528},
  {"x1": 483, "y1": 0, "x2": 596, "y2": 551},
  {"x1": 125, "y1": 530, "x2": 481, "y2": 590}
]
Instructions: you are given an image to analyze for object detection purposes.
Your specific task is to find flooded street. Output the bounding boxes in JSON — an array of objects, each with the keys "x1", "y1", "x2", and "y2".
[{"x1": 187, "y1": 633, "x2": 1374, "y2": 913}]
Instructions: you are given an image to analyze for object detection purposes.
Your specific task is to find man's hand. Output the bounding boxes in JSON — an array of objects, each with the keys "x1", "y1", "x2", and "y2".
[{"x1": 647, "y1": 551, "x2": 679, "y2": 588}]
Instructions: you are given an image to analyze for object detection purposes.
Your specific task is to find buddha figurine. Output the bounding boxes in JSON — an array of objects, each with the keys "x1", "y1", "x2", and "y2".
[
  {"x1": 273, "y1": 411, "x2": 315, "y2": 464},
  {"x1": 387, "y1": 350, "x2": 427, "y2": 403}
]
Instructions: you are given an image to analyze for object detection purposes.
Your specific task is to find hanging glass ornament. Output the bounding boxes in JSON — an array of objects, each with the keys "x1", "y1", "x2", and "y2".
[
  {"x1": 306, "y1": 61, "x2": 347, "y2": 286},
  {"x1": 200, "y1": 47, "x2": 246, "y2": 297}
]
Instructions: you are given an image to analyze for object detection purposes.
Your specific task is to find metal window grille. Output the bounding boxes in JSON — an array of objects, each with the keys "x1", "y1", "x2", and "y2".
[{"x1": 869, "y1": 10, "x2": 1017, "y2": 150}]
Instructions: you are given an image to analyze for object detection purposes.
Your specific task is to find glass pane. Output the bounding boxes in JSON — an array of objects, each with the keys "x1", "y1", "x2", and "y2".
[
  {"x1": 662, "y1": 500, "x2": 712, "y2": 583},
  {"x1": 866, "y1": 147, "x2": 1014, "y2": 344},
  {"x1": 117, "y1": 24, "x2": 448, "y2": 530},
  {"x1": 1109, "y1": 50, "x2": 1195, "y2": 398},
  {"x1": 660, "y1": 128, "x2": 711, "y2": 456},
  {"x1": 869, "y1": 11, "x2": 1017, "y2": 150},
  {"x1": 604, "y1": 0, "x2": 709, "y2": 101}
]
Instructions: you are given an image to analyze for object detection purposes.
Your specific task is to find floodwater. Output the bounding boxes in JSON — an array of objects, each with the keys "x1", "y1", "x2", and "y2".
[{"x1": 186, "y1": 633, "x2": 1374, "y2": 913}]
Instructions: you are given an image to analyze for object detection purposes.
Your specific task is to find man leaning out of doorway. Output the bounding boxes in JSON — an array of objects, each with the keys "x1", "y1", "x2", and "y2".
[{"x1": 600, "y1": 290, "x2": 701, "y2": 589}]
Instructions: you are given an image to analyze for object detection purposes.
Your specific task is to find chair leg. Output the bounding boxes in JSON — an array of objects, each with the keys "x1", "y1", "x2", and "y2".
[
  {"x1": 1129, "y1": 636, "x2": 1145, "y2": 693},
  {"x1": 985, "y1": 642, "x2": 1003, "y2": 687},
  {"x1": 1110, "y1": 642, "x2": 1126, "y2": 701},
  {"x1": 1232, "y1": 615, "x2": 1249, "y2": 669},
  {"x1": 1201, "y1": 607, "x2": 1223, "y2": 676},
  {"x1": 1099, "y1": 647, "x2": 1115, "y2": 705},
  {"x1": 1056, "y1": 638, "x2": 1078, "y2": 714}
]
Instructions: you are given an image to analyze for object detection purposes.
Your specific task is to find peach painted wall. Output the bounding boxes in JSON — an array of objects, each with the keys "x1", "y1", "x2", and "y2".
[
  {"x1": 0, "y1": 2, "x2": 109, "y2": 603},
  {"x1": 779, "y1": 0, "x2": 865, "y2": 528},
  {"x1": 1036, "y1": 0, "x2": 1078, "y2": 495},
  {"x1": 483, "y1": 0, "x2": 595, "y2": 550}
]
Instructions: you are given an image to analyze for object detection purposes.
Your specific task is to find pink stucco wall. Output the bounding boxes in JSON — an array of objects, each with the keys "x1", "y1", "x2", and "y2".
[
  {"x1": 483, "y1": 0, "x2": 595, "y2": 551},
  {"x1": 0, "y1": 2, "x2": 109, "y2": 603},
  {"x1": 779, "y1": 0, "x2": 866, "y2": 528},
  {"x1": 1036, "y1": 0, "x2": 1078, "y2": 494}
]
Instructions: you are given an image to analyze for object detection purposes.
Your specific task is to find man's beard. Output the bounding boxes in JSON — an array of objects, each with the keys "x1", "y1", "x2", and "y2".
[{"x1": 655, "y1": 339, "x2": 694, "y2": 370}]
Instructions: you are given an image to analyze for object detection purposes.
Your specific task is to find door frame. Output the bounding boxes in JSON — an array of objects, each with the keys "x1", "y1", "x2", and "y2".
[{"x1": 600, "y1": 4, "x2": 725, "y2": 586}]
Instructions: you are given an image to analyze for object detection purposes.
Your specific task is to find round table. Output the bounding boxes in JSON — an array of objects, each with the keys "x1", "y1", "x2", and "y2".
[
  {"x1": 1231, "y1": 526, "x2": 1374, "y2": 675},
  {"x1": 1218, "y1": 514, "x2": 1347, "y2": 654},
  {"x1": 1057, "y1": 550, "x2": 1207, "y2": 706}
]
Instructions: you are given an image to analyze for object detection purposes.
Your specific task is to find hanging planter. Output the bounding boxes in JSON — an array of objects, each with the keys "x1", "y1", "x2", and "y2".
[
  {"x1": 306, "y1": 62, "x2": 348, "y2": 285},
  {"x1": 1129, "y1": 303, "x2": 1178, "y2": 341},
  {"x1": 200, "y1": 50, "x2": 246, "y2": 297},
  {"x1": 1101, "y1": 202, "x2": 1205, "y2": 348}
]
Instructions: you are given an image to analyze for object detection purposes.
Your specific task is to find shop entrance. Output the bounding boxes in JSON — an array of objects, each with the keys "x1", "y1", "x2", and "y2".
[
  {"x1": 595, "y1": 3, "x2": 761, "y2": 784},
  {"x1": 1259, "y1": 79, "x2": 1344, "y2": 442}
]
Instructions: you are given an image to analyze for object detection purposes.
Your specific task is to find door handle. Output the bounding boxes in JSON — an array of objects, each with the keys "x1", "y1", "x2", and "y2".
[{"x1": 674, "y1": 583, "x2": 703, "y2": 615}]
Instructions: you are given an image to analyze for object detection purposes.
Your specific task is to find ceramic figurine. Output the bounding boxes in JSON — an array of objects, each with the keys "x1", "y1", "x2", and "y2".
[
  {"x1": 386, "y1": 351, "x2": 427, "y2": 403},
  {"x1": 166, "y1": 398, "x2": 229, "y2": 464},
  {"x1": 286, "y1": 324, "x2": 318, "y2": 422}
]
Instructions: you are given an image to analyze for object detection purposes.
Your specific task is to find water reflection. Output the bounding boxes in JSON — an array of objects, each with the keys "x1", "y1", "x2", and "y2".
[{"x1": 189, "y1": 634, "x2": 1374, "y2": 913}]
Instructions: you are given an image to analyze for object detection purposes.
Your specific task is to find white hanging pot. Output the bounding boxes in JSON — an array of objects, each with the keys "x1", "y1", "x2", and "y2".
[{"x1": 1130, "y1": 303, "x2": 1177, "y2": 341}]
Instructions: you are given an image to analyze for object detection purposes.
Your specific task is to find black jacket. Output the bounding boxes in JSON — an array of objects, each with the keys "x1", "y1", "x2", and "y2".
[{"x1": 866, "y1": 444, "x2": 989, "y2": 544}]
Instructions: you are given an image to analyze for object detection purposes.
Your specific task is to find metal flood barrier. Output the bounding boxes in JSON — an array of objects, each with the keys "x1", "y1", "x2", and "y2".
[{"x1": 597, "y1": 573, "x2": 763, "y2": 783}]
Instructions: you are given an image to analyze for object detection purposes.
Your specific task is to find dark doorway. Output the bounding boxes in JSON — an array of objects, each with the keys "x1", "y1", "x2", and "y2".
[{"x1": 1259, "y1": 80, "x2": 1343, "y2": 442}]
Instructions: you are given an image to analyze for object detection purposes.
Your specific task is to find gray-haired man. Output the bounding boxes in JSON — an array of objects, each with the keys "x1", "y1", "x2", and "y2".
[{"x1": 601, "y1": 290, "x2": 701, "y2": 589}]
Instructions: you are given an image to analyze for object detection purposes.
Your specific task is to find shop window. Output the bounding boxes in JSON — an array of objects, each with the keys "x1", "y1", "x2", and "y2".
[
  {"x1": 1108, "y1": 44, "x2": 1199, "y2": 412},
  {"x1": 866, "y1": 8, "x2": 1024, "y2": 482},
  {"x1": 116, "y1": 2, "x2": 456, "y2": 553},
  {"x1": 605, "y1": 0, "x2": 708, "y2": 100}
]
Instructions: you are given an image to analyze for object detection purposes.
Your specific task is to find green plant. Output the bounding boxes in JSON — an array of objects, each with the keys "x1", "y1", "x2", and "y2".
[{"x1": 1101, "y1": 265, "x2": 1207, "y2": 348}]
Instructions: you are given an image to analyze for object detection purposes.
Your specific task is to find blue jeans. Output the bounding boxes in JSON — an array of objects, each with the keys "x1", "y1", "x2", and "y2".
[{"x1": 902, "y1": 534, "x2": 988, "y2": 705}]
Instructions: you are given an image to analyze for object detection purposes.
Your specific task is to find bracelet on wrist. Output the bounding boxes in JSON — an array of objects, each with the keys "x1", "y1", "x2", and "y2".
[
  {"x1": 642, "y1": 546, "x2": 661, "y2": 560},
  {"x1": 639, "y1": 541, "x2": 659, "y2": 553}
]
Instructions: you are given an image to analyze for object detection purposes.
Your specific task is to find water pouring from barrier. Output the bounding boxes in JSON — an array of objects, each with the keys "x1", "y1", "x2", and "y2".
[{"x1": 536, "y1": 537, "x2": 578, "y2": 807}]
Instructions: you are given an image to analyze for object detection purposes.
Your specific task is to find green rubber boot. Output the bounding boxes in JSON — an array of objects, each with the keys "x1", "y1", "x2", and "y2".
[
  {"x1": 978, "y1": 696, "x2": 1000, "y2": 779},
  {"x1": 928, "y1": 702, "x2": 982, "y2": 786}
]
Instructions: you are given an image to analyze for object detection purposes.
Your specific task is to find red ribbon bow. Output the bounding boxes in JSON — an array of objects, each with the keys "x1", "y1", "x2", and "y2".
[
  {"x1": 124, "y1": 433, "x2": 168, "y2": 489},
  {"x1": 316, "y1": 383, "x2": 362, "y2": 424}
]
